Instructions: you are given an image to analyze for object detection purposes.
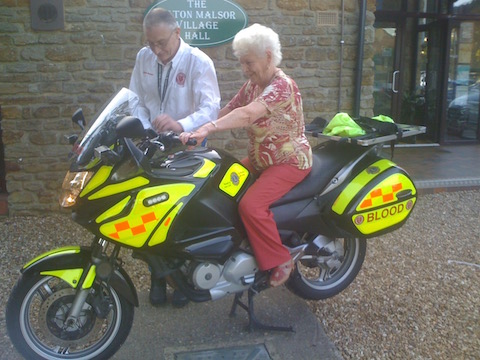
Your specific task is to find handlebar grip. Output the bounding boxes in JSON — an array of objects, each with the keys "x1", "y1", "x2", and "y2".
[{"x1": 168, "y1": 133, "x2": 197, "y2": 146}]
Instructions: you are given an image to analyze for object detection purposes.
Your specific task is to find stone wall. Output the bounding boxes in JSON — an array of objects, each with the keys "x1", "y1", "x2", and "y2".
[{"x1": 0, "y1": 0, "x2": 375, "y2": 215}]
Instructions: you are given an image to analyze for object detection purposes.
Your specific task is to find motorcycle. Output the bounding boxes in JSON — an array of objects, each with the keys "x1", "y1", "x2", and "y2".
[{"x1": 6, "y1": 88, "x2": 423, "y2": 359}]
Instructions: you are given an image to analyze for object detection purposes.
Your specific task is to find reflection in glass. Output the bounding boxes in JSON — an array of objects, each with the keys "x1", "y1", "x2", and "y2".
[
  {"x1": 373, "y1": 25, "x2": 396, "y2": 118},
  {"x1": 412, "y1": 0, "x2": 438, "y2": 13},
  {"x1": 447, "y1": 22, "x2": 480, "y2": 140},
  {"x1": 453, "y1": 0, "x2": 480, "y2": 15},
  {"x1": 376, "y1": 0, "x2": 402, "y2": 11}
]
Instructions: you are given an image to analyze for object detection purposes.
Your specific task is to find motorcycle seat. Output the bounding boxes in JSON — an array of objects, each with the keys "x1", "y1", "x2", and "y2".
[{"x1": 273, "y1": 141, "x2": 368, "y2": 206}]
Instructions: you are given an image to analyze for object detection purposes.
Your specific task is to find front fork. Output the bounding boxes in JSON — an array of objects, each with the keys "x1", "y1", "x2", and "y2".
[
  {"x1": 67, "y1": 239, "x2": 120, "y2": 322},
  {"x1": 66, "y1": 289, "x2": 90, "y2": 328}
]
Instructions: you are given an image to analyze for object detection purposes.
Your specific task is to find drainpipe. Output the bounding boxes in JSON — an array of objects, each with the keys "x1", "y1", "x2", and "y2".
[
  {"x1": 338, "y1": 0, "x2": 345, "y2": 112},
  {"x1": 354, "y1": 0, "x2": 367, "y2": 117}
]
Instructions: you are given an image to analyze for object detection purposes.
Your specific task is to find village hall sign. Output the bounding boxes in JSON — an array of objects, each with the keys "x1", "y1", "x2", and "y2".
[{"x1": 148, "y1": 0, "x2": 248, "y2": 47}]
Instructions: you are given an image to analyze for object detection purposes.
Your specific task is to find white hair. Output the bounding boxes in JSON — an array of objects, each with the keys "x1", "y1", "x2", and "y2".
[{"x1": 232, "y1": 24, "x2": 282, "y2": 66}]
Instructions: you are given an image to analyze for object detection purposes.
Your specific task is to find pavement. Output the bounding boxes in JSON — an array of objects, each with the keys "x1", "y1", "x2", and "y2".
[
  {"x1": 382, "y1": 143, "x2": 480, "y2": 194},
  {"x1": 113, "y1": 288, "x2": 342, "y2": 360}
]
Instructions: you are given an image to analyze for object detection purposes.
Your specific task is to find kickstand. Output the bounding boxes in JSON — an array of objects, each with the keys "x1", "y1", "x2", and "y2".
[{"x1": 229, "y1": 278, "x2": 294, "y2": 333}]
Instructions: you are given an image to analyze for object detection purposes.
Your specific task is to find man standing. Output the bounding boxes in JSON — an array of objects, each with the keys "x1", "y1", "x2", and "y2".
[
  {"x1": 130, "y1": 7, "x2": 221, "y2": 133},
  {"x1": 129, "y1": 8, "x2": 221, "y2": 307}
]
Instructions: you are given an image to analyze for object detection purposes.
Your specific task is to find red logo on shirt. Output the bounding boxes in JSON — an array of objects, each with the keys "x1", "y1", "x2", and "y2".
[{"x1": 176, "y1": 72, "x2": 186, "y2": 86}]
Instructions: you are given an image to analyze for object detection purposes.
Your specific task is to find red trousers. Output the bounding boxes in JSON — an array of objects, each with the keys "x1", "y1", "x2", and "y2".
[{"x1": 238, "y1": 159, "x2": 311, "y2": 271}]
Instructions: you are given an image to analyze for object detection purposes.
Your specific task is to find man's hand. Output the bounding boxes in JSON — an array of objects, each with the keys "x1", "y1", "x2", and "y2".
[{"x1": 152, "y1": 114, "x2": 183, "y2": 133}]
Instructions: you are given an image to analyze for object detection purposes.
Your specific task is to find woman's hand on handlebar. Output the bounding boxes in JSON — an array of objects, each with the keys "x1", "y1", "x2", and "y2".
[{"x1": 179, "y1": 125, "x2": 209, "y2": 146}]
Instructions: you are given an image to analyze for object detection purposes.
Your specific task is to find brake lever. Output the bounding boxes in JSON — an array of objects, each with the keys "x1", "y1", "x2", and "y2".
[{"x1": 149, "y1": 140, "x2": 165, "y2": 152}]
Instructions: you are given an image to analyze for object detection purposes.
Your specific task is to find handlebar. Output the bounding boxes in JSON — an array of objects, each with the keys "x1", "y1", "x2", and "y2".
[
  {"x1": 186, "y1": 138, "x2": 197, "y2": 146},
  {"x1": 157, "y1": 132, "x2": 197, "y2": 147}
]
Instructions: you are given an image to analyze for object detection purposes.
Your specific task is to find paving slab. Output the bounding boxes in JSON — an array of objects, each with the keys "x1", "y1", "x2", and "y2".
[{"x1": 113, "y1": 287, "x2": 342, "y2": 360}]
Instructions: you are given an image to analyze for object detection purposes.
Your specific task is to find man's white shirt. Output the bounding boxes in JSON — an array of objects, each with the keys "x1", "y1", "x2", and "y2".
[{"x1": 129, "y1": 39, "x2": 221, "y2": 132}]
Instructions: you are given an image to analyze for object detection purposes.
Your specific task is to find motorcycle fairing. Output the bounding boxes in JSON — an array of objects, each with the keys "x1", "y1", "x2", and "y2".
[
  {"x1": 98, "y1": 183, "x2": 195, "y2": 247},
  {"x1": 96, "y1": 196, "x2": 131, "y2": 223},
  {"x1": 80, "y1": 165, "x2": 113, "y2": 197},
  {"x1": 40, "y1": 268, "x2": 84, "y2": 288},
  {"x1": 21, "y1": 246, "x2": 139, "y2": 306},
  {"x1": 40, "y1": 265, "x2": 97, "y2": 289},
  {"x1": 219, "y1": 162, "x2": 249, "y2": 197},
  {"x1": 193, "y1": 158, "x2": 217, "y2": 178},
  {"x1": 88, "y1": 176, "x2": 150, "y2": 200}
]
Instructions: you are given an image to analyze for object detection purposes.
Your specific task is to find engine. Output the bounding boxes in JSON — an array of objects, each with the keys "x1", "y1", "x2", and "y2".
[{"x1": 189, "y1": 251, "x2": 258, "y2": 300}]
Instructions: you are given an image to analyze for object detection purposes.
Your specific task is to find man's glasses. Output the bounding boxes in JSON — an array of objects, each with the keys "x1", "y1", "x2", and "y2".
[{"x1": 145, "y1": 30, "x2": 175, "y2": 50}]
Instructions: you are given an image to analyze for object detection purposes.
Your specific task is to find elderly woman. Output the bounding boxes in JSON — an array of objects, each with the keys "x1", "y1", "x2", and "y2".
[{"x1": 180, "y1": 24, "x2": 312, "y2": 287}]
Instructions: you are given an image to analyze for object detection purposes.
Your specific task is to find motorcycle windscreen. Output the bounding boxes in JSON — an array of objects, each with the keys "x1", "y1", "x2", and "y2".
[{"x1": 73, "y1": 88, "x2": 140, "y2": 169}]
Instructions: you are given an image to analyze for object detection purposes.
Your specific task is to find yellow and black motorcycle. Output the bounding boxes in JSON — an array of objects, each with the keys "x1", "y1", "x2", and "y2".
[{"x1": 6, "y1": 88, "x2": 421, "y2": 359}]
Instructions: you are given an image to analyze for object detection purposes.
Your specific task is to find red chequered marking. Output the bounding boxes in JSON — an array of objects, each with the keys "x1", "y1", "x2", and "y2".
[
  {"x1": 131, "y1": 224, "x2": 146, "y2": 235},
  {"x1": 115, "y1": 221, "x2": 130, "y2": 232},
  {"x1": 392, "y1": 183, "x2": 403, "y2": 192},
  {"x1": 360, "y1": 198, "x2": 372, "y2": 209},
  {"x1": 383, "y1": 193, "x2": 394, "y2": 202},
  {"x1": 371, "y1": 188, "x2": 383, "y2": 197},
  {"x1": 109, "y1": 212, "x2": 158, "y2": 239},
  {"x1": 142, "y1": 212, "x2": 157, "y2": 223},
  {"x1": 360, "y1": 183, "x2": 403, "y2": 210}
]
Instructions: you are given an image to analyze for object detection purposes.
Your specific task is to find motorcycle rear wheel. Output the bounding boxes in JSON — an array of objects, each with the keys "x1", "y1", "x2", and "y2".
[
  {"x1": 6, "y1": 273, "x2": 134, "y2": 360},
  {"x1": 288, "y1": 237, "x2": 366, "y2": 300}
]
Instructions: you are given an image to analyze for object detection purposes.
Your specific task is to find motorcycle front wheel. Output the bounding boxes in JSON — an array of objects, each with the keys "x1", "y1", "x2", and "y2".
[
  {"x1": 288, "y1": 237, "x2": 367, "y2": 300},
  {"x1": 6, "y1": 273, "x2": 134, "y2": 360}
]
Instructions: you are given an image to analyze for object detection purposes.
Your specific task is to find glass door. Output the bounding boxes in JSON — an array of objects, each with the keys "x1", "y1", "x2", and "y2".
[
  {"x1": 373, "y1": 21, "x2": 402, "y2": 120},
  {"x1": 373, "y1": 14, "x2": 443, "y2": 143}
]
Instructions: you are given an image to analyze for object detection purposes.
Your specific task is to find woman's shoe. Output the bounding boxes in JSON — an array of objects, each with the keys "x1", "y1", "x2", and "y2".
[{"x1": 269, "y1": 259, "x2": 294, "y2": 287}]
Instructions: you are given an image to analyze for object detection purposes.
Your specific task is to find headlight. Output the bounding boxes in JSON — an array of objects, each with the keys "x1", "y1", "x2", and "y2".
[{"x1": 59, "y1": 171, "x2": 93, "y2": 207}]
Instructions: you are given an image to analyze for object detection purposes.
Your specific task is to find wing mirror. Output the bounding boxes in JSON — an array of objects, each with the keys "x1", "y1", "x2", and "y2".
[
  {"x1": 72, "y1": 108, "x2": 86, "y2": 130},
  {"x1": 116, "y1": 116, "x2": 157, "y2": 138}
]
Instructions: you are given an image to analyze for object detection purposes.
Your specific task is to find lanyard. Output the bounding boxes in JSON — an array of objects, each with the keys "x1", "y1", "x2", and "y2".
[{"x1": 157, "y1": 63, "x2": 173, "y2": 108}]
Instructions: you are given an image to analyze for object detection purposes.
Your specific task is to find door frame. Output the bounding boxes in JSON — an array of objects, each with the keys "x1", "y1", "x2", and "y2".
[{"x1": 373, "y1": 12, "x2": 407, "y2": 123}]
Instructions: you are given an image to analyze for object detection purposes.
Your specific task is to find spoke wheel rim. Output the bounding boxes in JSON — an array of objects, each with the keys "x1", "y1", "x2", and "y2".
[
  {"x1": 19, "y1": 276, "x2": 122, "y2": 359},
  {"x1": 297, "y1": 238, "x2": 360, "y2": 290}
]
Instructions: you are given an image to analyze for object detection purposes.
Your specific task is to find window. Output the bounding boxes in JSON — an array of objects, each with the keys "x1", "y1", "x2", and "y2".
[{"x1": 453, "y1": 0, "x2": 480, "y2": 15}]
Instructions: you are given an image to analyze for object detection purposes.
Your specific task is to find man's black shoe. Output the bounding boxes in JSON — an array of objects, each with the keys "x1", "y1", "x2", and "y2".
[
  {"x1": 149, "y1": 277, "x2": 167, "y2": 307},
  {"x1": 172, "y1": 289, "x2": 189, "y2": 308}
]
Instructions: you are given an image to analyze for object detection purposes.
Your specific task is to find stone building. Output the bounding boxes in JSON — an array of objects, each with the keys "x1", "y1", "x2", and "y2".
[
  {"x1": 3, "y1": 0, "x2": 480, "y2": 215},
  {"x1": 0, "y1": 0, "x2": 375, "y2": 215}
]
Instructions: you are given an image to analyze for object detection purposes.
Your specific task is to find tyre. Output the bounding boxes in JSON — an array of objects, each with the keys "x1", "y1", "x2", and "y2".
[
  {"x1": 288, "y1": 237, "x2": 367, "y2": 300},
  {"x1": 6, "y1": 273, "x2": 134, "y2": 360}
]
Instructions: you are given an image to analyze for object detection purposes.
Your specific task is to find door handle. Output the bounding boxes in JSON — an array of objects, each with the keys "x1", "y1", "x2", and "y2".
[{"x1": 392, "y1": 70, "x2": 399, "y2": 93}]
